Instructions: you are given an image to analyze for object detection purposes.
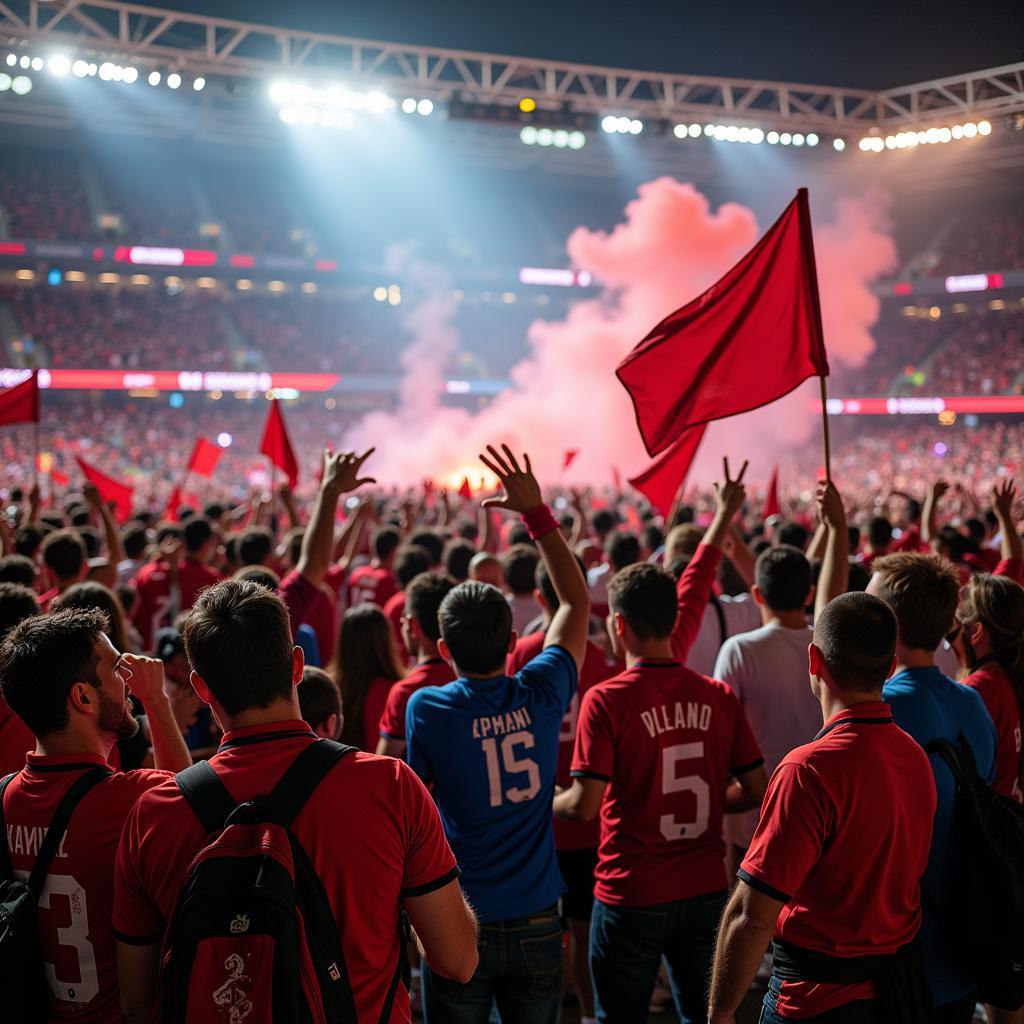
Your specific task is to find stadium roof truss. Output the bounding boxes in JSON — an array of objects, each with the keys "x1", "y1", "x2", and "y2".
[{"x1": 1, "y1": 0, "x2": 1022, "y2": 137}]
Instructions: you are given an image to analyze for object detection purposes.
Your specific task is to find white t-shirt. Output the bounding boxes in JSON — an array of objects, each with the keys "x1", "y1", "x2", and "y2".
[
  {"x1": 685, "y1": 593, "x2": 762, "y2": 677},
  {"x1": 713, "y1": 621, "x2": 822, "y2": 849}
]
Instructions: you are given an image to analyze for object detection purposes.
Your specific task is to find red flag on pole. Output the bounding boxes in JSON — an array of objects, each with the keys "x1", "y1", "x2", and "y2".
[
  {"x1": 562, "y1": 450, "x2": 579, "y2": 471},
  {"x1": 762, "y1": 466, "x2": 781, "y2": 519},
  {"x1": 165, "y1": 486, "x2": 183, "y2": 521},
  {"x1": 611, "y1": 465, "x2": 622, "y2": 492},
  {"x1": 259, "y1": 400, "x2": 299, "y2": 486},
  {"x1": 187, "y1": 437, "x2": 223, "y2": 478},
  {"x1": 627, "y1": 425, "x2": 706, "y2": 517},
  {"x1": 0, "y1": 371, "x2": 40, "y2": 427},
  {"x1": 616, "y1": 189, "x2": 829, "y2": 457},
  {"x1": 457, "y1": 477, "x2": 472, "y2": 500},
  {"x1": 75, "y1": 455, "x2": 134, "y2": 522}
]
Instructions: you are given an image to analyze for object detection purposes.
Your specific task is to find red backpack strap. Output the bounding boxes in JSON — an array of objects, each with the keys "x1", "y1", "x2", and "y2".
[{"x1": 175, "y1": 760, "x2": 238, "y2": 835}]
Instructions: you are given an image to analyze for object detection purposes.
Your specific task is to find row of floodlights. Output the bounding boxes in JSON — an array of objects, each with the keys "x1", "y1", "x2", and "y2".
[
  {"x1": 858, "y1": 120, "x2": 992, "y2": 151},
  {"x1": 4, "y1": 52, "x2": 204, "y2": 89},
  {"x1": 268, "y1": 80, "x2": 434, "y2": 129},
  {"x1": 520, "y1": 126, "x2": 587, "y2": 149},
  {"x1": 674, "y1": 123, "x2": 821, "y2": 146}
]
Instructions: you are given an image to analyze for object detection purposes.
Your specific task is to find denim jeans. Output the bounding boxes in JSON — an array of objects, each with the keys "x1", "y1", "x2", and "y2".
[
  {"x1": 759, "y1": 974, "x2": 881, "y2": 1023},
  {"x1": 422, "y1": 905, "x2": 562, "y2": 1024},
  {"x1": 589, "y1": 891, "x2": 728, "y2": 1024}
]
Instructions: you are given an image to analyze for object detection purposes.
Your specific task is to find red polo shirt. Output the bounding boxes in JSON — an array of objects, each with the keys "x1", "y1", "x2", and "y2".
[
  {"x1": 739, "y1": 702, "x2": 936, "y2": 1018},
  {"x1": 280, "y1": 570, "x2": 337, "y2": 665},
  {"x1": 131, "y1": 558, "x2": 224, "y2": 652},
  {"x1": 964, "y1": 660, "x2": 1022, "y2": 803},
  {"x1": 347, "y1": 565, "x2": 399, "y2": 610},
  {"x1": 113, "y1": 720, "x2": 457, "y2": 1024},
  {"x1": 378, "y1": 659, "x2": 455, "y2": 742},
  {"x1": 572, "y1": 659, "x2": 762, "y2": 905}
]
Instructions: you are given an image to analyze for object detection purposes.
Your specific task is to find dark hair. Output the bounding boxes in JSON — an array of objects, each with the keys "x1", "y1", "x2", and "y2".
[
  {"x1": 905, "y1": 498, "x2": 922, "y2": 524},
  {"x1": 233, "y1": 566, "x2": 280, "y2": 591},
  {"x1": 53, "y1": 581, "x2": 130, "y2": 654},
  {"x1": 184, "y1": 580, "x2": 295, "y2": 715},
  {"x1": 591, "y1": 509, "x2": 616, "y2": 537},
  {"x1": 870, "y1": 553, "x2": 960, "y2": 651},
  {"x1": 155, "y1": 523, "x2": 182, "y2": 545},
  {"x1": 298, "y1": 666, "x2": 342, "y2": 732},
  {"x1": 0, "y1": 608, "x2": 107, "y2": 736},
  {"x1": 847, "y1": 524, "x2": 861, "y2": 554},
  {"x1": 42, "y1": 529, "x2": 86, "y2": 582},
  {"x1": 0, "y1": 554, "x2": 37, "y2": 588},
  {"x1": 372, "y1": 526, "x2": 402, "y2": 561},
  {"x1": 755, "y1": 545, "x2": 812, "y2": 613},
  {"x1": 963, "y1": 518, "x2": 986, "y2": 544},
  {"x1": 69, "y1": 506, "x2": 92, "y2": 528},
  {"x1": 203, "y1": 503, "x2": 225, "y2": 522},
  {"x1": 332, "y1": 604, "x2": 404, "y2": 749},
  {"x1": 406, "y1": 530, "x2": 445, "y2": 567},
  {"x1": 813, "y1": 592, "x2": 897, "y2": 692},
  {"x1": 238, "y1": 527, "x2": 273, "y2": 567},
  {"x1": 183, "y1": 515, "x2": 215, "y2": 554},
  {"x1": 121, "y1": 523, "x2": 148, "y2": 560},
  {"x1": 438, "y1": 581, "x2": 513, "y2": 675},
  {"x1": 405, "y1": 572, "x2": 455, "y2": 643},
  {"x1": 77, "y1": 527, "x2": 102, "y2": 560},
  {"x1": 443, "y1": 538, "x2": 476, "y2": 582},
  {"x1": 506, "y1": 523, "x2": 534, "y2": 548},
  {"x1": 642, "y1": 524, "x2": 664, "y2": 555},
  {"x1": 502, "y1": 544, "x2": 540, "y2": 597},
  {"x1": 284, "y1": 527, "x2": 305, "y2": 569},
  {"x1": 13, "y1": 524, "x2": 46, "y2": 559},
  {"x1": 847, "y1": 559, "x2": 871, "y2": 593},
  {"x1": 608, "y1": 562, "x2": 677, "y2": 639},
  {"x1": 776, "y1": 521, "x2": 809, "y2": 551},
  {"x1": 535, "y1": 554, "x2": 587, "y2": 612},
  {"x1": 866, "y1": 516, "x2": 893, "y2": 550},
  {"x1": 0, "y1": 582, "x2": 39, "y2": 640},
  {"x1": 606, "y1": 531, "x2": 641, "y2": 571},
  {"x1": 394, "y1": 545, "x2": 431, "y2": 589}
]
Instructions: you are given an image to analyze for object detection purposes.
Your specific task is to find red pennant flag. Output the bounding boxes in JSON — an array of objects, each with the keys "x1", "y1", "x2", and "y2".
[
  {"x1": 627, "y1": 425, "x2": 706, "y2": 517},
  {"x1": 259, "y1": 400, "x2": 299, "y2": 486},
  {"x1": 187, "y1": 437, "x2": 223, "y2": 478},
  {"x1": 457, "y1": 477, "x2": 472, "y2": 501},
  {"x1": 762, "y1": 466, "x2": 781, "y2": 519},
  {"x1": 611, "y1": 465, "x2": 622, "y2": 492},
  {"x1": 165, "y1": 486, "x2": 183, "y2": 521},
  {"x1": 0, "y1": 371, "x2": 40, "y2": 427},
  {"x1": 75, "y1": 455, "x2": 134, "y2": 522},
  {"x1": 562, "y1": 450, "x2": 579, "y2": 471},
  {"x1": 616, "y1": 189, "x2": 829, "y2": 457}
]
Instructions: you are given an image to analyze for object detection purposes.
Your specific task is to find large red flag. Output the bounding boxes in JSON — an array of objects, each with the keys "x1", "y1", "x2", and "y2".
[
  {"x1": 763, "y1": 466, "x2": 781, "y2": 518},
  {"x1": 0, "y1": 371, "x2": 40, "y2": 426},
  {"x1": 627, "y1": 425, "x2": 706, "y2": 517},
  {"x1": 187, "y1": 437, "x2": 223, "y2": 478},
  {"x1": 259, "y1": 400, "x2": 299, "y2": 486},
  {"x1": 75, "y1": 455, "x2": 134, "y2": 522},
  {"x1": 616, "y1": 189, "x2": 828, "y2": 457}
]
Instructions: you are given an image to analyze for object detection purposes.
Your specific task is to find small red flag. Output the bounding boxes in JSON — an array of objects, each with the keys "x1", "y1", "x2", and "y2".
[
  {"x1": 75, "y1": 455, "x2": 134, "y2": 522},
  {"x1": 616, "y1": 189, "x2": 829, "y2": 457},
  {"x1": 187, "y1": 437, "x2": 223, "y2": 478},
  {"x1": 51, "y1": 469, "x2": 69, "y2": 488},
  {"x1": 259, "y1": 400, "x2": 299, "y2": 486},
  {"x1": 165, "y1": 486, "x2": 183, "y2": 521},
  {"x1": 762, "y1": 466, "x2": 781, "y2": 519},
  {"x1": 627, "y1": 425, "x2": 706, "y2": 517},
  {"x1": 562, "y1": 450, "x2": 579, "y2": 471},
  {"x1": 0, "y1": 371, "x2": 40, "y2": 427},
  {"x1": 457, "y1": 477, "x2": 472, "y2": 501}
]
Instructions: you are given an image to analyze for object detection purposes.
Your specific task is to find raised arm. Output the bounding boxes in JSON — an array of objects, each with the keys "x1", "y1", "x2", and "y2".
[
  {"x1": 992, "y1": 479, "x2": 1023, "y2": 570},
  {"x1": 278, "y1": 481, "x2": 300, "y2": 530},
  {"x1": 481, "y1": 445, "x2": 589, "y2": 671},
  {"x1": 84, "y1": 481, "x2": 126, "y2": 564},
  {"x1": 922, "y1": 478, "x2": 949, "y2": 546},
  {"x1": 20, "y1": 480, "x2": 40, "y2": 528},
  {"x1": 330, "y1": 499, "x2": 369, "y2": 574},
  {"x1": 567, "y1": 487, "x2": 589, "y2": 549},
  {"x1": 814, "y1": 479, "x2": 849, "y2": 622},
  {"x1": 120, "y1": 654, "x2": 192, "y2": 772}
]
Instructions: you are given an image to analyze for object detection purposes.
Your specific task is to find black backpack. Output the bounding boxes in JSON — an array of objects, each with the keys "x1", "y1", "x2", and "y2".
[
  {"x1": 0, "y1": 766, "x2": 112, "y2": 1023},
  {"x1": 927, "y1": 735, "x2": 1024, "y2": 1011},
  {"x1": 158, "y1": 739, "x2": 407, "y2": 1024}
]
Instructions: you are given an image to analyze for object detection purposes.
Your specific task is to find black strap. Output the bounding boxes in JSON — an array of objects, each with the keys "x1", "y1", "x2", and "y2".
[
  {"x1": 259, "y1": 739, "x2": 356, "y2": 828},
  {"x1": 709, "y1": 593, "x2": 728, "y2": 649},
  {"x1": 0, "y1": 772, "x2": 19, "y2": 881},
  {"x1": 175, "y1": 760, "x2": 237, "y2": 835},
  {"x1": 925, "y1": 734, "x2": 977, "y2": 789},
  {"x1": 378, "y1": 910, "x2": 411, "y2": 1024}
]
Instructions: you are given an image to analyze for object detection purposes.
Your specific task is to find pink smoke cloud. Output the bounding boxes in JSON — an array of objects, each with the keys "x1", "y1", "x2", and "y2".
[{"x1": 344, "y1": 178, "x2": 897, "y2": 489}]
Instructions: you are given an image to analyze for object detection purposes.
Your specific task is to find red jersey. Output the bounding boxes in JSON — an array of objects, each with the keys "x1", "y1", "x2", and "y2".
[
  {"x1": 383, "y1": 590, "x2": 410, "y2": 663},
  {"x1": 572, "y1": 658, "x2": 762, "y2": 905},
  {"x1": 280, "y1": 570, "x2": 337, "y2": 665},
  {"x1": 739, "y1": 703, "x2": 936, "y2": 1018},
  {"x1": 378, "y1": 658, "x2": 455, "y2": 742},
  {"x1": 361, "y1": 677, "x2": 397, "y2": 753},
  {"x1": 324, "y1": 562, "x2": 349, "y2": 597},
  {"x1": 510, "y1": 631, "x2": 620, "y2": 849},
  {"x1": 347, "y1": 565, "x2": 399, "y2": 609},
  {"x1": 113, "y1": 721, "x2": 457, "y2": 1024},
  {"x1": 891, "y1": 526, "x2": 927, "y2": 553},
  {"x1": 131, "y1": 558, "x2": 223, "y2": 652},
  {"x1": 3, "y1": 752, "x2": 169, "y2": 1023},
  {"x1": 0, "y1": 699, "x2": 34, "y2": 776},
  {"x1": 964, "y1": 660, "x2": 1022, "y2": 803}
]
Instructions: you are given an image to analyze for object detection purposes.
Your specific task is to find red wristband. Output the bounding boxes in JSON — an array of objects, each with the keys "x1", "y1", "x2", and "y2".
[{"x1": 522, "y1": 503, "x2": 559, "y2": 541}]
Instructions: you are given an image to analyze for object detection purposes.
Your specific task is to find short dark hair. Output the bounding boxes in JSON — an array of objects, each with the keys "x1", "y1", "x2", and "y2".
[
  {"x1": 183, "y1": 515, "x2": 214, "y2": 554},
  {"x1": 642, "y1": 524, "x2": 664, "y2": 555},
  {"x1": 238, "y1": 527, "x2": 273, "y2": 567},
  {"x1": 963, "y1": 518, "x2": 986, "y2": 543},
  {"x1": 373, "y1": 526, "x2": 402, "y2": 561},
  {"x1": 502, "y1": 544, "x2": 540, "y2": 597},
  {"x1": 0, "y1": 608, "x2": 106, "y2": 736},
  {"x1": 438, "y1": 581, "x2": 513, "y2": 675},
  {"x1": 813, "y1": 592, "x2": 897, "y2": 692},
  {"x1": 847, "y1": 525, "x2": 861, "y2": 554},
  {"x1": 870, "y1": 553, "x2": 960, "y2": 651},
  {"x1": 867, "y1": 516, "x2": 893, "y2": 550},
  {"x1": 405, "y1": 572, "x2": 455, "y2": 642},
  {"x1": 298, "y1": 666, "x2": 341, "y2": 732},
  {"x1": 121, "y1": 523, "x2": 148, "y2": 560},
  {"x1": 0, "y1": 554, "x2": 37, "y2": 588},
  {"x1": 407, "y1": 530, "x2": 445, "y2": 567},
  {"x1": 608, "y1": 562, "x2": 677, "y2": 639},
  {"x1": 233, "y1": 566, "x2": 280, "y2": 591},
  {"x1": 203, "y1": 503, "x2": 225, "y2": 522},
  {"x1": 606, "y1": 531, "x2": 641, "y2": 571},
  {"x1": 395, "y1": 546, "x2": 431, "y2": 589},
  {"x1": 155, "y1": 523, "x2": 182, "y2": 545},
  {"x1": 41, "y1": 529, "x2": 86, "y2": 581},
  {"x1": 591, "y1": 509, "x2": 616, "y2": 537},
  {"x1": 535, "y1": 554, "x2": 587, "y2": 612},
  {"x1": 904, "y1": 498, "x2": 922, "y2": 524},
  {"x1": 506, "y1": 523, "x2": 534, "y2": 548},
  {"x1": 13, "y1": 524, "x2": 45, "y2": 559},
  {"x1": 284, "y1": 527, "x2": 305, "y2": 568},
  {"x1": 776, "y1": 521, "x2": 809, "y2": 550},
  {"x1": 77, "y1": 527, "x2": 102, "y2": 559},
  {"x1": 0, "y1": 582, "x2": 39, "y2": 640},
  {"x1": 755, "y1": 545, "x2": 812, "y2": 612},
  {"x1": 443, "y1": 538, "x2": 476, "y2": 582},
  {"x1": 183, "y1": 580, "x2": 295, "y2": 715},
  {"x1": 69, "y1": 506, "x2": 91, "y2": 528},
  {"x1": 847, "y1": 559, "x2": 871, "y2": 593}
]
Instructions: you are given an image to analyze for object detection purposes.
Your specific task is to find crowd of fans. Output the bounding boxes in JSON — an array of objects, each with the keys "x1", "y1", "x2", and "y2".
[{"x1": 923, "y1": 208, "x2": 1024, "y2": 277}]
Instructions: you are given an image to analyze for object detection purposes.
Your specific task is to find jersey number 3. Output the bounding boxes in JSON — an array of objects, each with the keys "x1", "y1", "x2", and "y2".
[
  {"x1": 481, "y1": 731, "x2": 541, "y2": 807},
  {"x1": 659, "y1": 742, "x2": 710, "y2": 841}
]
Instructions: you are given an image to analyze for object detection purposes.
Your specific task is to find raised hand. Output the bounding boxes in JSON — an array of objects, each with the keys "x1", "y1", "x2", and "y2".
[
  {"x1": 713, "y1": 457, "x2": 748, "y2": 519},
  {"x1": 82, "y1": 481, "x2": 103, "y2": 509},
  {"x1": 321, "y1": 448, "x2": 376, "y2": 496},
  {"x1": 992, "y1": 478, "x2": 1017, "y2": 521},
  {"x1": 479, "y1": 445, "x2": 543, "y2": 514},
  {"x1": 160, "y1": 535, "x2": 183, "y2": 570},
  {"x1": 929, "y1": 478, "x2": 950, "y2": 502},
  {"x1": 816, "y1": 479, "x2": 846, "y2": 529},
  {"x1": 118, "y1": 654, "x2": 168, "y2": 708}
]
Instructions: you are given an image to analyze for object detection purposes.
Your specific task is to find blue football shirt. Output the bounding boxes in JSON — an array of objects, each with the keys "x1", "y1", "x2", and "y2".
[
  {"x1": 884, "y1": 666, "x2": 996, "y2": 1008},
  {"x1": 406, "y1": 644, "x2": 577, "y2": 924}
]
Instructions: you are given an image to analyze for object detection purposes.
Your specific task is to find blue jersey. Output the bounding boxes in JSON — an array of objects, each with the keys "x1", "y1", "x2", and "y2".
[
  {"x1": 884, "y1": 666, "x2": 996, "y2": 1008},
  {"x1": 406, "y1": 645, "x2": 577, "y2": 924}
]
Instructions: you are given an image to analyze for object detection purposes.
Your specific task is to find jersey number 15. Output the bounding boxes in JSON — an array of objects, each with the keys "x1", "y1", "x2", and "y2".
[{"x1": 481, "y1": 731, "x2": 541, "y2": 808}]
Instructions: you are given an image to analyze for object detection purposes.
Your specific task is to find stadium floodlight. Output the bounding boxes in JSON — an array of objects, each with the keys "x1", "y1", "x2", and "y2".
[
  {"x1": 749, "y1": 128, "x2": 765, "y2": 144},
  {"x1": 98, "y1": 61, "x2": 115, "y2": 81},
  {"x1": 417, "y1": 98, "x2": 433, "y2": 116},
  {"x1": 537, "y1": 127, "x2": 554, "y2": 146},
  {"x1": 217, "y1": 433, "x2": 232, "y2": 448},
  {"x1": 520, "y1": 125, "x2": 538, "y2": 145},
  {"x1": 962, "y1": 122, "x2": 978, "y2": 138},
  {"x1": 780, "y1": 132, "x2": 792, "y2": 145},
  {"x1": 688, "y1": 123, "x2": 701, "y2": 138},
  {"x1": 833, "y1": 138, "x2": 846, "y2": 151},
  {"x1": 713, "y1": 125, "x2": 728, "y2": 141},
  {"x1": 951, "y1": 124, "x2": 964, "y2": 140},
  {"x1": 5, "y1": 54, "x2": 15, "y2": 67},
  {"x1": 401, "y1": 97, "x2": 416, "y2": 114},
  {"x1": 193, "y1": 76, "x2": 206, "y2": 91},
  {"x1": 673, "y1": 123, "x2": 687, "y2": 138},
  {"x1": 613, "y1": 116, "x2": 630, "y2": 133},
  {"x1": 72, "y1": 59, "x2": 90, "y2": 78},
  {"x1": 601, "y1": 115, "x2": 617, "y2": 133},
  {"x1": 19, "y1": 55, "x2": 30, "y2": 69},
  {"x1": 167, "y1": 72, "x2": 182, "y2": 89},
  {"x1": 122, "y1": 67, "x2": 139, "y2": 84},
  {"x1": 724, "y1": 125, "x2": 739, "y2": 142},
  {"x1": 568, "y1": 131, "x2": 586, "y2": 149},
  {"x1": 30, "y1": 56, "x2": 43, "y2": 71},
  {"x1": 0, "y1": 74, "x2": 10, "y2": 92},
  {"x1": 629, "y1": 119, "x2": 643, "y2": 134},
  {"x1": 553, "y1": 129, "x2": 569, "y2": 148},
  {"x1": 47, "y1": 54, "x2": 71, "y2": 77},
  {"x1": 767, "y1": 131, "x2": 779, "y2": 144},
  {"x1": 978, "y1": 120, "x2": 991, "y2": 135},
  {"x1": 792, "y1": 133, "x2": 805, "y2": 146},
  {"x1": 938, "y1": 126, "x2": 952, "y2": 143},
  {"x1": 11, "y1": 75, "x2": 32, "y2": 95},
  {"x1": 806, "y1": 133, "x2": 819, "y2": 147},
  {"x1": 148, "y1": 70, "x2": 161, "y2": 86},
  {"x1": 703, "y1": 124, "x2": 715, "y2": 137}
]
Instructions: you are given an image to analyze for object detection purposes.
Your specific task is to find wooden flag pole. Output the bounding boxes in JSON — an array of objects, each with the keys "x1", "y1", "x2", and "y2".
[
  {"x1": 32, "y1": 421, "x2": 39, "y2": 487},
  {"x1": 819, "y1": 375, "x2": 832, "y2": 483}
]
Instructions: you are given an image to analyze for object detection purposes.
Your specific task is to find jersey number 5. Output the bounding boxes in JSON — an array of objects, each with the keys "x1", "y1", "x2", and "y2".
[
  {"x1": 659, "y1": 742, "x2": 710, "y2": 841},
  {"x1": 481, "y1": 731, "x2": 541, "y2": 807}
]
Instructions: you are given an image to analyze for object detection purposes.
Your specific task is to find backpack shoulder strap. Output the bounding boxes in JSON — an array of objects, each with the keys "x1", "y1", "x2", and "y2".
[
  {"x1": 926, "y1": 735, "x2": 976, "y2": 790},
  {"x1": 175, "y1": 760, "x2": 237, "y2": 836},
  {"x1": 27, "y1": 767, "x2": 112, "y2": 897},
  {"x1": 0, "y1": 772, "x2": 19, "y2": 881},
  {"x1": 261, "y1": 739, "x2": 357, "y2": 829}
]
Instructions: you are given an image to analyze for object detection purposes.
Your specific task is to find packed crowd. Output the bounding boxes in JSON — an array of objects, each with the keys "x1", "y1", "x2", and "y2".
[
  {"x1": 0, "y1": 420, "x2": 1021, "y2": 1024},
  {"x1": 924, "y1": 312, "x2": 1024, "y2": 396},
  {"x1": 924, "y1": 209, "x2": 1024, "y2": 277}
]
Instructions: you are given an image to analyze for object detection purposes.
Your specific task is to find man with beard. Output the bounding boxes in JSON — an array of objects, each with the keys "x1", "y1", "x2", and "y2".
[{"x1": 0, "y1": 608, "x2": 191, "y2": 1023}]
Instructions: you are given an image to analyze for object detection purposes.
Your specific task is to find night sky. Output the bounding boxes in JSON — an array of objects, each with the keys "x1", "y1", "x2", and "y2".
[{"x1": 133, "y1": 0, "x2": 1024, "y2": 91}]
